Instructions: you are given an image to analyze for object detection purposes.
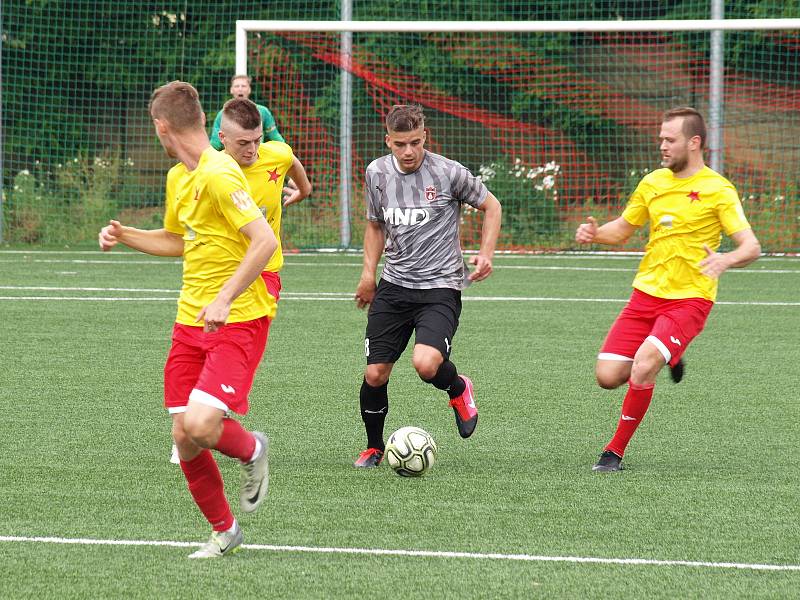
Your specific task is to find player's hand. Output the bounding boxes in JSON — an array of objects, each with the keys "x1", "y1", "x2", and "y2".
[
  {"x1": 282, "y1": 179, "x2": 303, "y2": 207},
  {"x1": 196, "y1": 299, "x2": 231, "y2": 333},
  {"x1": 354, "y1": 277, "x2": 377, "y2": 310},
  {"x1": 575, "y1": 216, "x2": 598, "y2": 244},
  {"x1": 99, "y1": 219, "x2": 123, "y2": 252},
  {"x1": 699, "y1": 244, "x2": 732, "y2": 279},
  {"x1": 468, "y1": 254, "x2": 493, "y2": 281}
]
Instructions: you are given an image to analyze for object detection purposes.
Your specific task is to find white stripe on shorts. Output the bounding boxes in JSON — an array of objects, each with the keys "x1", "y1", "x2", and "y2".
[
  {"x1": 597, "y1": 352, "x2": 634, "y2": 361},
  {"x1": 188, "y1": 388, "x2": 230, "y2": 413},
  {"x1": 645, "y1": 335, "x2": 671, "y2": 364}
]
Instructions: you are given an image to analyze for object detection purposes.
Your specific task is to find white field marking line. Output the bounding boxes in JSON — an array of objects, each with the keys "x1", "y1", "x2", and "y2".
[
  {"x1": 3, "y1": 248, "x2": 799, "y2": 261},
  {"x1": 0, "y1": 291, "x2": 797, "y2": 306},
  {"x1": 0, "y1": 535, "x2": 798, "y2": 572},
  {"x1": 1, "y1": 257, "x2": 797, "y2": 273}
]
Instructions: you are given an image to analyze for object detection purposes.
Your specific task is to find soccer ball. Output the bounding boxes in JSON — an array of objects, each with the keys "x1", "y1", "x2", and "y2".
[{"x1": 385, "y1": 426, "x2": 437, "y2": 477}]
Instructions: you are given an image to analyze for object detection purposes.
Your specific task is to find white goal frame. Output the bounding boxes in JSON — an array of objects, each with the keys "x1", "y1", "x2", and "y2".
[{"x1": 235, "y1": 18, "x2": 800, "y2": 248}]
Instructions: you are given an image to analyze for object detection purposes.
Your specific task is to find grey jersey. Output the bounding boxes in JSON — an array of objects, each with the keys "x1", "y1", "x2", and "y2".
[{"x1": 365, "y1": 151, "x2": 488, "y2": 290}]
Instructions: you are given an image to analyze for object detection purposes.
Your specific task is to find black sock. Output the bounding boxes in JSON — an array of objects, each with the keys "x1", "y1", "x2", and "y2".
[
  {"x1": 360, "y1": 378, "x2": 388, "y2": 451},
  {"x1": 422, "y1": 360, "x2": 465, "y2": 399}
]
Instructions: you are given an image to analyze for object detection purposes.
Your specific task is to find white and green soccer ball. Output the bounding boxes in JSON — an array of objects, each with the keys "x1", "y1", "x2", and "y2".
[{"x1": 385, "y1": 426, "x2": 437, "y2": 477}]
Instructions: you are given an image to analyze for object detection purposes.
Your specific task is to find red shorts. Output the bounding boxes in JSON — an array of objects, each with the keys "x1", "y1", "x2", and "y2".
[
  {"x1": 164, "y1": 316, "x2": 270, "y2": 415},
  {"x1": 261, "y1": 271, "x2": 282, "y2": 303},
  {"x1": 599, "y1": 289, "x2": 713, "y2": 367}
]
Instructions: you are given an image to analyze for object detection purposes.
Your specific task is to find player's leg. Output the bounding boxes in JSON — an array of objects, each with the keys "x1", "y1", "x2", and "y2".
[
  {"x1": 192, "y1": 317, "x2": 271, "y2": 513},
  {"x1": 164, "y1": 324, "x2": 241, "y2": 556},
  {"x1": 592, "y1": 291, "x2": 655, "y2": 471},
  {"x1": 412, "y1": 290, "x2": 476, "y2": 438},
  {"x1": 597, "y1": 297, "x2": 713, "y2": 471},
  {"x1": 356, "y1": 281, "x2": 414, "y2": 467}
]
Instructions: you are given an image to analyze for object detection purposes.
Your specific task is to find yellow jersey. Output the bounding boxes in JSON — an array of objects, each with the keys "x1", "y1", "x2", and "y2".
[
  {"x1": 240, "y1": 142, "x2": 295, "y2": 273},
  {"x1": 623, "y1": 166, "x2": 751, "y2": 301},
  {"x1": 163, "y1": 147, "x2": 276, "y2": 325}
]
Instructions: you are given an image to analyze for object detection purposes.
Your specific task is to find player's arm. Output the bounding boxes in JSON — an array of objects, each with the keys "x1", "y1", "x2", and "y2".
[
  {"x1": 469, "y1": 193, "x2": 502, "y2": 281},
  {"x1": 575, "y1": 216, "x2": 638, "y2": 245},
  {"x1": 197, "y1": 217, "x2": 278, "y2": 332},
  {"x1": 98, "y1": 220, "x2": 183, "y2": 256},
  {"x1": 209, "y1": 111, "x2": 224, "y2": 151},
  {"x1": 699, "y1": 228, "x2": 761, "y2": 279},
  {"x1": 355, "y1": 221, "x2": 385, "y2": 309},
  {"x1": 283, "y1": 157, "x2": 312, "y2": 207}
]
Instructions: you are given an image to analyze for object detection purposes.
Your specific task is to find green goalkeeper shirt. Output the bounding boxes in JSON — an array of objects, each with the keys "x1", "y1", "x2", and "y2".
[{"x1": 209, "y1": 103, "x2": 285, "y2": 150}]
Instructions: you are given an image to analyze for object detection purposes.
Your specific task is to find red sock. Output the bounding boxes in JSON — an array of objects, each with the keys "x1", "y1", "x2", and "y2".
[
  {"x1": 214, "y1": 418, "x2": 256, "y2": 462},
  {"x1": 605, "y1": 379, "x2": 655, "y2": 457},
  {"x1": 179, "y1": 449, "x2": 234, "y2": 532}
]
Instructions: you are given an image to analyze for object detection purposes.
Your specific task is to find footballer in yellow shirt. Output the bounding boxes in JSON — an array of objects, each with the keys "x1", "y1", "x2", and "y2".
[
  {"x1": 622, "y1": 165, "x2": 750, "y2": 302},
  {"x1": 99, "y1": 82, "x2": 277, "y2": 557},
  {"x1": 575, "y1": 107, "x2": 761, "y2": 472},
  {"x1": 163, "y1": 147, "x2": 277, "y2": 324},
  {"x1": 217, "y1": 98, "x2": 313, "y2": 305}
]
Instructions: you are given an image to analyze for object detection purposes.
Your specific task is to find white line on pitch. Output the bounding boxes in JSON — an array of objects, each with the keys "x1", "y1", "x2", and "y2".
[
  {"x1": 1, "y1": 257, "x2": 796, "y2": 273},
  {"x1": 0, "y1": 535, "x2": 797, "y2": 572},
  {"x1": 0, "y1": 294, "x2": 797, "y2": 306}
]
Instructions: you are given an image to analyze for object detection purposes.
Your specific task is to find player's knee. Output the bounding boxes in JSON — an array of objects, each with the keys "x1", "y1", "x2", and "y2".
[
  {"x1": 364, "y1": 366, "x2": 390, "y2": 388},
  {"x1": 630, "y1": 359, "x2": 662, "y2": 385},
  {"x1": 181, "y1": 412, "x2": 217, "y2": 447},
  {"x1": 595, "y1": 363, "x2": 628, "y2": 389},
  {"x1": 414, "y1": 358, "x2": 440, "y2": 381},
  {"x1": 171, "y1": 419, "x2": 192, "y2": 447}
]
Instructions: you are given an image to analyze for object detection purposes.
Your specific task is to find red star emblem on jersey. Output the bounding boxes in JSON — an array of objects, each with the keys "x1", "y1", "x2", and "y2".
[
  {"x1": 268, "y1": 168, "x2": 280, "y2": 183},
  {"x1": 687, "y1": 190, "x2": 701, "y2": 202}
]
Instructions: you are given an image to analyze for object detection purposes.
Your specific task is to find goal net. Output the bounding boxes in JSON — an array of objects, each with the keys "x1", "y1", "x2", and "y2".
[{"x1": 3, "y1": 3, "x2": 799, "y2": 253}]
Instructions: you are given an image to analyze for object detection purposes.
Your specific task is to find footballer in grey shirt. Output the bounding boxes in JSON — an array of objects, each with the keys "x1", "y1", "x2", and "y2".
[
  {"x1": 353, "y1": 105, "x2": 502, "y2": 468},
  {"x1": 365, "y1": 151, "x2": 488, "y2": 290}
]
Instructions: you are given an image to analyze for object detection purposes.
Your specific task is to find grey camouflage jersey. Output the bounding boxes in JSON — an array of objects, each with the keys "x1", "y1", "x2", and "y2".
[{"x1": 365, "y1": 151, "x2": 489, "y2": 290}]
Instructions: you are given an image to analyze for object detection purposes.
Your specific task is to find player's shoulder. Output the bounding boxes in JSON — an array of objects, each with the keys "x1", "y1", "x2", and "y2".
[
  {"x1": 258, "y1": 141, "x2": 293, "y2": 161},
  {"x1": 697, "y1": 165, "x2": 736, "y2": 190},
  {"x1": 639, "y1": 168, "x2": 671, "y2": 186},
  {"x1": 423, "y1": 151, "x2": 468, "y2": 173},
  {"x1": 202, "y1": 147, "x2": 241, "y2": 172},
  {"x1": 366, "y1": 154, "x2": 392, "y2": 175},
  {"x1": 166, "y1": 161, "x2": 187, "y2": 182},
  {"x1": 256, "y1": 103, "x2": 274, "y2": 116}
]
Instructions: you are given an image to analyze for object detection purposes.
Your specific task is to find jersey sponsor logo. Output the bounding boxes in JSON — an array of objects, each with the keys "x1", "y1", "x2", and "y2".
[
  {"x1": 382, "y1": 207, "x2": 430, "y2": 227},
  {"x1": 424, "y1": 185, "x2": 437, "y2": 202},
  {"x1": 221, "y1": 384, "x2": 236, "y2": 394},
  {"x1": 687, "y1": 190, "x2": 701, "y2": 202},
  {"x1": 231, "y1": 189, "x2": 254, "y2": 211},
  {"x1": 658, "y1": 214, "x2": 675, "y2": 229}
]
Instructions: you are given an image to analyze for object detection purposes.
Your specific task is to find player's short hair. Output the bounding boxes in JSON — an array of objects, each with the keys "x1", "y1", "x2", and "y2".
[
  {"x1": 231, "y1": 74, "x2": 252, "y2": 85},
  {"x1": 221, "y1": 98, "x2": 262, "y2": 130},
  {"x1": 386, "y1": 104, "x2": 425, "y2": 133},
  {"x1": 663, "y1": 107, "x2": 706, "y2": 149},
  {"x1": 148, "y1": 81, "x2": 204, "y2": 131}
]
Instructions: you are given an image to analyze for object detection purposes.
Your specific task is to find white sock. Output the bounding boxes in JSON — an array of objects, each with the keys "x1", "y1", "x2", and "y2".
[{"x1": 248, "y1": 437, "x2": 262, "y2": 462}]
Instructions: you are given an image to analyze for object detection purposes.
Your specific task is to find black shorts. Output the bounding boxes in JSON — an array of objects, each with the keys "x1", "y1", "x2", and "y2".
[{"x1": 364, "y1": 279, "x2": 462, "y2": 365}]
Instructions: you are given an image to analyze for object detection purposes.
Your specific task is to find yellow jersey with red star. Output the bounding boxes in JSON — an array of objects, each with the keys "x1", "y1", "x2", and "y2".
[
  {"x1": 240, "y1": 141, "x2": 295, "y2": 273},
  {"x1": 622, "y1": 166, "x2": 751, "y2": 301},
  {"x1": 163, "y1": 147, "x2": 276, "y2": 325}
]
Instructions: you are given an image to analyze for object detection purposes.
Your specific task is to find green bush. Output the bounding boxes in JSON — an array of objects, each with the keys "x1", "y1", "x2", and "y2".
[{"x1": 474, "y1": 158, "x2": 561, "y2": 242}]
